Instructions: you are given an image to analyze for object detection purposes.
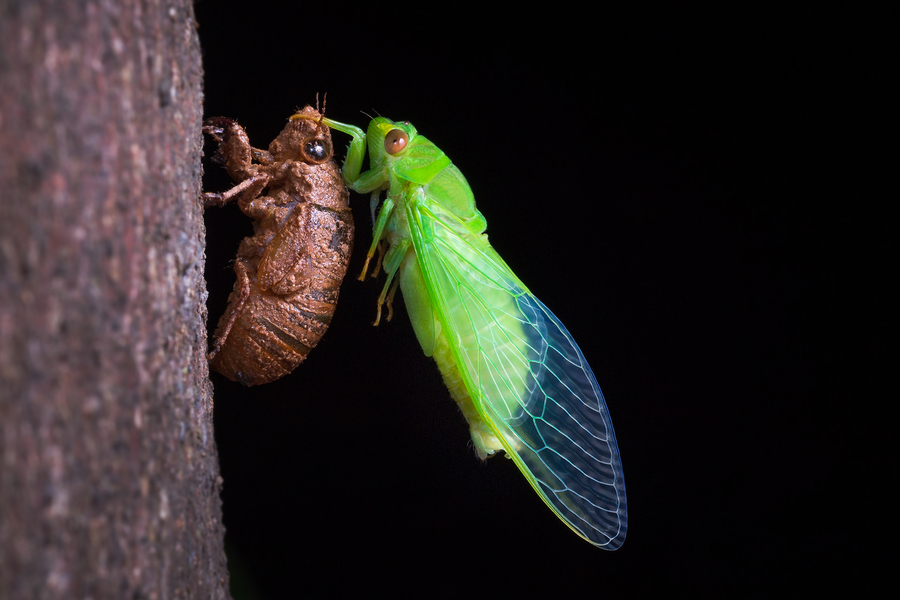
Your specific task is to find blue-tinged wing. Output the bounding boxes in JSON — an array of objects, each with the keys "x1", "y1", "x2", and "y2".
[{"x1": 407, "y1": 194, "x2": 628, "y2": 549}]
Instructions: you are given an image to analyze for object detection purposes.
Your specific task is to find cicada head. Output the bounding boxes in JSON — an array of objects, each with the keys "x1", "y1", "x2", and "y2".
[
  {"x1": 276, "y1": 105, "x2": 335, "y2": 166},
  {"x1": 364, "y1": 117, "x2": 414, "y2": 168},
  {"x1": 366, "y1": 117, "x2": 449, "y2": 185}
]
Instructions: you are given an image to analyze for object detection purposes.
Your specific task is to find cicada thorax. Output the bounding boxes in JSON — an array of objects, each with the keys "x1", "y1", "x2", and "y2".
[{"x1": 204, "y1": 106, "x2": 354, "y2": 386}]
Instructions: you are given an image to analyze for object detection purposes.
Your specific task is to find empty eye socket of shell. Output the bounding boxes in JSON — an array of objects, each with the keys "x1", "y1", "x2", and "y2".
[
  {"x1": 384, "y1": 129, "x2": 408, "y2": 155},
  {"x1": 302, "y1": 138, "x2": 332, "y2": 164}
]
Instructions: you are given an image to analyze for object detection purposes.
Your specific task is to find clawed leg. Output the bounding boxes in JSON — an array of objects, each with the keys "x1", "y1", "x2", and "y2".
[
  {"x1": 202, "y1": 117, "x2": 273, "y2": 180},
  {"x1": 201, "y1": 118, "x2": 230, "y2": 143},
  {"x1": 358, "y1": 240, "x2": 387, "y2": 281},
  {"x1": 373, "y1": 275, "x2": 400, "y2": 327},
  {"x1": 385, "y1": 276, "x2": 399, "y2": 323},
  {"x1": 202, "y1": 177, "x2": 259, "y2": 207},
  {"x1": 208, "y1": 260, "x2": 252, "y2": 361}
]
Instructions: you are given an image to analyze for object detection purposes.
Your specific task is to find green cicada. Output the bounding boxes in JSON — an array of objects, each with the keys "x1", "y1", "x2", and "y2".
[{"x1": 326, "y1": 115, "x2": 627, "y2": 549}]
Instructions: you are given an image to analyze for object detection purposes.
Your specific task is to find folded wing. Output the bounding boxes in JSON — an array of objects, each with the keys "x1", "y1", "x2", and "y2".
[{"x1": 411, "y1": 198, "x2": 627, "y2": 549}]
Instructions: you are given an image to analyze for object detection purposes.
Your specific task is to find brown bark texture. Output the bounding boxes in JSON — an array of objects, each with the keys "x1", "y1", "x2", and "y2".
[{"x1": 0, "y1": 1, "x2": 229, "y2": 598}]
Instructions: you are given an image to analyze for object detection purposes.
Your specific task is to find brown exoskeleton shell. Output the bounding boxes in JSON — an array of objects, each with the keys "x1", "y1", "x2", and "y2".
[{"x1": 202, "y1": 105, "x2": 354, "y2": 386}]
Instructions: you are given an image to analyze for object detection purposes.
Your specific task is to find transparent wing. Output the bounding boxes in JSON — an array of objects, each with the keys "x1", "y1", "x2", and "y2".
[{"x1": 411, "y1": 199, "x2": 627, "y2": 549}]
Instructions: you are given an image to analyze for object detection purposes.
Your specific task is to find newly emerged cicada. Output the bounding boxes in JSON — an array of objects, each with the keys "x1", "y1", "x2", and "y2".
[
  {"x1": 202, "y1": 105, "x2": 354, "y2": 386},
  {"x1": 325, "y1": 115, "x2": 627, "y2": 549}
]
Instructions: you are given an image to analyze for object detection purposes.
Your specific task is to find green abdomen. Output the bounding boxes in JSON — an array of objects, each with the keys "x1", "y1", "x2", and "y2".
[{"x1": 431, "y1": 331, "x2": 503, "y2": 460}]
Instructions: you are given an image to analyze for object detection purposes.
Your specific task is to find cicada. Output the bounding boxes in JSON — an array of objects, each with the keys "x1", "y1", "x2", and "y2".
[
  {"x1": 325, "y1": 116, "x2": 627, "y2": 549},
  {"x1": 202, "y1": 106, "x2": 353, "y2": 386}
]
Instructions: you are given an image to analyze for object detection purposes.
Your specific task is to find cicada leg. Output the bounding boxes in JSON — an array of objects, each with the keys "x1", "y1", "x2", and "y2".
[
  {"x1": 358, "y1": 197, "x2": 395, "y2": 281},
  {"x1": 384, "y1": 277, "x2": 400, "y2": 322},
  {"x1": 374, "y1": 276, "x2": 401, "y2": 326},
  {"x1": 370, "y1": 240, "x2": 387, "y2": 279},
  {"x1": 208, "y1": 260, "x2": 251, "y2": 360},
  {"x1": 201, "y1": 176, "x2": 263, "y2": 208},
  {"x1": 372, "y1": 237, "x2": 409, "y2": 326}
]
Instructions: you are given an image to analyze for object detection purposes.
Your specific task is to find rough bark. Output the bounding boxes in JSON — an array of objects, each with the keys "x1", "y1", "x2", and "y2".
[{"x1": 0, "y1": 1, "x2": 229, "y2": 598}]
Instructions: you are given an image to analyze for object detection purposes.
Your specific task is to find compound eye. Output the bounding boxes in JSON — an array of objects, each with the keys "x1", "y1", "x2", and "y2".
[
  {"x1": 384, "y1": 129, "x2": 408, "y2": 155},
  {"x1": 302, "y1": 138, "x2": 331, "y2": 164}
]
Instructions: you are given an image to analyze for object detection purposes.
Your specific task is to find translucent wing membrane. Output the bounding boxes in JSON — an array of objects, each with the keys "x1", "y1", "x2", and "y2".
[{"x1": 411, "y1": 197, "x2": 627, "y2": 549}]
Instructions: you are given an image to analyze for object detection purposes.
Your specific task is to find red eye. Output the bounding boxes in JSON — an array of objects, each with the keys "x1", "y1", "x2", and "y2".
[{"x1": 384, "y1": 129, "x2": 408, "y2": 155}]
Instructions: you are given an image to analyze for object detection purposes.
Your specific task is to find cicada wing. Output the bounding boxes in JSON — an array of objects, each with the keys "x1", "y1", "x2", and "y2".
[
  {"x1": 411, "y1": 200, "x2": 627, "y2": 549},
  {"x1": 504, "y1": 295, "x2": 628, "y2": 549}
]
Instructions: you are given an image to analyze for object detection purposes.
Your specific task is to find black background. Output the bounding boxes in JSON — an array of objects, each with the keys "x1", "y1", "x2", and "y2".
[{"x1": 195, "y1": 4, "x2": 886, "y2": 597}]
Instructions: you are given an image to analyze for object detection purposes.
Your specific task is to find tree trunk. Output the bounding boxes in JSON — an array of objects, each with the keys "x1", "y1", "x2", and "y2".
[{"x1": 0, "y1": 1, "x2": 229, "y2": 598}]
